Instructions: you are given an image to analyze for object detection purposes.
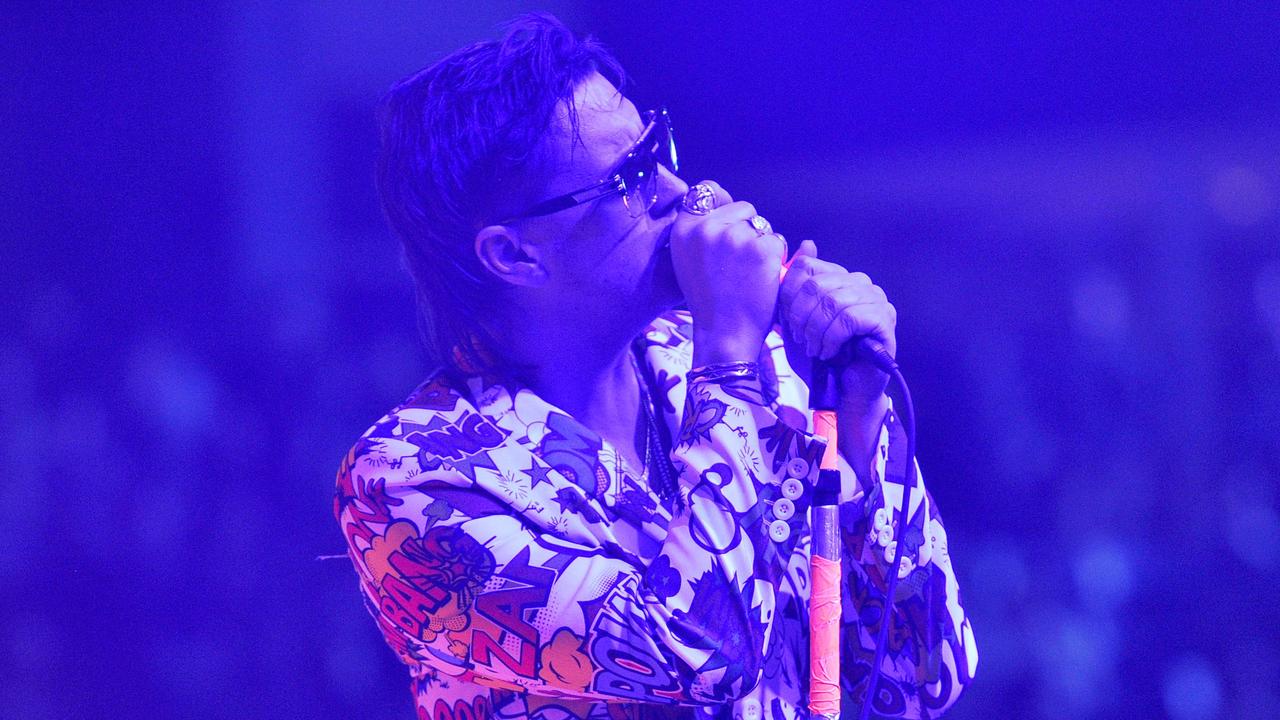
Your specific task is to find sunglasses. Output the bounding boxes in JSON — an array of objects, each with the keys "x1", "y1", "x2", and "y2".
[{"x1": 502, "y1": 107, "x2": 678, "y2": 222}]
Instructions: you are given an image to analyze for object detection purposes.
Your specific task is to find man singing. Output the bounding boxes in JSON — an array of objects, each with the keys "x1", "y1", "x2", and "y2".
[{"x1": 335, "y1": 14, "x2": 977, "y2": 720}]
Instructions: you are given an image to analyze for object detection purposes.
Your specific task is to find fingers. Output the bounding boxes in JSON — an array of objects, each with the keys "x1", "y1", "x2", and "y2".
[
  {"x1": 673, "y1": 179, "x2": 748, "y2": 237},
  {"x1": 676, "y1": 179, "x2": 734, "y2": 219},
  {"x1": 817, "y1": 295, "x2": 896, "y2": 360},
  {"x1": 801, "y1": 284, "x2": 864, "y2": 358},
  {"x1": 668, "y1": 180, "x2": 787, "y2": 361},
  {"x1": 696, "y1": 179, "x2": 734, "y2": 209},
  {"x1": 714, "y1": 200, "x2": 762, "y2": 227},
  {"x1": 673, "y1": 199, "x2": 772, "y2": 255},
  {"x1": 779, "y1": 249, "x2": 856, "y2": 315},
  {"x1": 674, "y1": 184, "x2": 898, "y2": 366},
  {"x1": 787, "y1": 273, "x2": 895, "y2": 360},
  {"x1": 672, "y1": 179, "x2": 781, "y2": 264},
  {"x1": 781, "y1": 240, "x2": 818, "y2": 285},
  {"x1": 784, "y1": 267, "x2": 873, "y2": 343},
  {"x1": 785, "y1": 239, "x2": 817, "y2": 269}
]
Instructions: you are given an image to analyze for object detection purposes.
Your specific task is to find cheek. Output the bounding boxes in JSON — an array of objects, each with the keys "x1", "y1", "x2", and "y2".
[
  {"x1": 554, "y1": 207, "x2": 663, "y2": 293},
  {"x1": 572, "y1": 224, "x2": 644, "y2": 277}
]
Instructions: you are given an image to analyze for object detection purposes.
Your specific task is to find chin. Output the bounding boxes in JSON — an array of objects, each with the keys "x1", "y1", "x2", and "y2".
[
  {"x1": 623, "y1": 281, "x2": 681, "y2": 333},
  {"x1": 649, "y1": 249, "x2": 683, "y2": 309}
]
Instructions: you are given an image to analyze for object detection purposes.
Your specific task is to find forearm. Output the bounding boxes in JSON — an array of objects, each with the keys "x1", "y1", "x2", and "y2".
[
  {"x1": 661, "y1": 368, "x2": 822, "y2": 701},
  {"x1": 692, "y1": 325, "x2": 768, "y2": 368},
  {"x1": 834, "y1": 409, "x2": 978, "y2": 717}
]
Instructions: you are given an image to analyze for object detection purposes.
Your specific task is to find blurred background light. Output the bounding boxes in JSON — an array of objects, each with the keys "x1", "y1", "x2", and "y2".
[
  {"x1": 1226, "y1": 499, "x2": 1280, "y2": 572},
  {"x1": 1028, "y1": 605, "x2": 1120, "y2": 719},
  {"x1": 125, "y1": 340, "x2": 220, "y2": 444},
  {"x1": 1255, "y1": 262, "x2": 1280, "y2": 356},
  {"x1": 1163, "y1": 653, "x2": 1224, "y2": 720},
  {"x1": 1208, "y1": 166, "x2": 1274, "y2": 227},
  {"x1": 1071, "y1": 539, "x2": 1134, "y2": 613},
  {"x1": 1071, "y1": 267, "x2": 1131, "y2": 343}
]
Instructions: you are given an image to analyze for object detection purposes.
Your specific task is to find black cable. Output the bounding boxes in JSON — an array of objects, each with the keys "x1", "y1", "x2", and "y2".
[
  {"x1": 810, "y1": 338, "x2": 919, "y2": 720},
  {"x1": 857, "y1": 364, "x2": 917, "y2": 720}
]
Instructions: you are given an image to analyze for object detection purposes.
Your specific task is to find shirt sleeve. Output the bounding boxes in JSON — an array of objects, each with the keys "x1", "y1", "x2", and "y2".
[
  {"x1": 333, "y1": 370, "x2": 813, "y2": 707},
  {"x1": 831, "y1": 405, "x2": 979, "y2": 718},
  {"x1": 756, "y1": 325, "x2": 978, "y2": 718}
]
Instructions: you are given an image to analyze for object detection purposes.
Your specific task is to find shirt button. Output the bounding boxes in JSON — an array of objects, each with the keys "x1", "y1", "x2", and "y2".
[
  {"x1": 781, "y1": 478, "x2": 805, "y2": 500},
  {"x1": 873, "y1": 507, "x2": 890, "y2": 530},
  {"x1": 773, "y1": 498, "x2": 796, "y2": 521},
  {"x1": 786, "y1": 457, "x2": 811, "y2": 479},
  {"x1": 742, "y1": 698, "x2": 762, "y2": 720},
  {"x1": 884, "y1": 540, "x2": 898, "y2": 564},
  {"x1": 768, "y1": 519, "x2": 791, "y2": 543}
]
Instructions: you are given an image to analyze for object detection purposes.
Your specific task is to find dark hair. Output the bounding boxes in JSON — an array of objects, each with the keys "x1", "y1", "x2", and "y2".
[{"x1": 377, "y1": 13, "x2": 625, "y2": 372}]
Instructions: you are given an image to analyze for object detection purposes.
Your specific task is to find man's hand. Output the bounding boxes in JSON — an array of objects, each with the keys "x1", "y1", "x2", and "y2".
[
  {"x1": 779, "y1": 240, "x2": 896, "y2": 472},
  {"x1": 669, "y1": 180, "x2": 787, "y2": 367}
]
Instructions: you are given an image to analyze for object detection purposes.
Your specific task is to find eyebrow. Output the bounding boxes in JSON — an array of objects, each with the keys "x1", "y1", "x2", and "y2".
[
  {"x1": 612, "y1": 118, "x2": 646, "y2": 152},
  {"x1": 603, "y1": 121, "x2": 649, "y2": 175}
]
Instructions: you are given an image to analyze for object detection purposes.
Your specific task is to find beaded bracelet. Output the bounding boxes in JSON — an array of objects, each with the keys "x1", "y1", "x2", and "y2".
[{"x1": 687, "y1": 360, "x2": 760, "y2": 384}]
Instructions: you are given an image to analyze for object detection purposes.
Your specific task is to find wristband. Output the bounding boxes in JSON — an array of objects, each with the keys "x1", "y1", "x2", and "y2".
[{"x1": 687, "y1": 361, "x2": 759, "y2": 384}]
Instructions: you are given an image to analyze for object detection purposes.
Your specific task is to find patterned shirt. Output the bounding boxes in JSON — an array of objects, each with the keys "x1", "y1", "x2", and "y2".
[{"x1": 334, "y1": 311, "x2": 977, "y2": 720}]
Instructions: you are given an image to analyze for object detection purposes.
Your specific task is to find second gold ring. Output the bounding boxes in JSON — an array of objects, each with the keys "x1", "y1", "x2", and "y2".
[{"x1": 747, "y1": 215, "x2": 773, "y2": 236}]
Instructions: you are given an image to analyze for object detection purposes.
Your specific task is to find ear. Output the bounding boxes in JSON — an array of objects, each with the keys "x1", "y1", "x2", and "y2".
[{"x1": 474, "y1": 225, "x2": 548, "y2": 288}]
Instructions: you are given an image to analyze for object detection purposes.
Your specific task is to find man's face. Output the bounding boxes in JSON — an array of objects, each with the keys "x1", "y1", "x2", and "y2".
[{"x1": 520, "y1": 72, "x2": 688, "y2": 323}]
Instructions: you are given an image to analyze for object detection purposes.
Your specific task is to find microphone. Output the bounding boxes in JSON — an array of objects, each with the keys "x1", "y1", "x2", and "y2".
[
  {"x1": 806, "y1": 332, "x2": 898, "y2": 415},
  {"x1": 849, "y1": 336, "x2": 898, "y2": 373}
]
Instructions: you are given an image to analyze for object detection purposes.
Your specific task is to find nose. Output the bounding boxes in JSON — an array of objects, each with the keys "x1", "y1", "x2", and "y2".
[{"x1": 650, "y1": 163, "x2": 689, "y2": 218}]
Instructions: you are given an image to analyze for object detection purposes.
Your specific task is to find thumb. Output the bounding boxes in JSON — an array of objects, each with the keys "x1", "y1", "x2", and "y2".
[
  {"x1": 789, "y1": 238, "x2": 817, "y2": 264},
  {"x1": 783, "y1": 239, "x2": 818, "y2": 275}
]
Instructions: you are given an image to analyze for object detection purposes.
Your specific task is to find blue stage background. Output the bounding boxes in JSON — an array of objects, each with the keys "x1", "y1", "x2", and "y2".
[{"x1": 3, "y1": 3, "x2": 1278, "y2": 719}]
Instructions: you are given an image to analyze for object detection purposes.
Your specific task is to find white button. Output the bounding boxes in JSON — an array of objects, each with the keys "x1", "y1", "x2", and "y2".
[
  {"x1": 768, "y1": 519, "x2": 791, "y2": 542},
  {"x1": 773, "y1": 498, "x2": 795, "y2": 521},
  {"x1": 786, "y1": 457, "x2": 810, "y2": 479},
  {"x1": 741, "y1": 698, "x2": 761, "y2": 720},
  {"x1": 884, "y1": 540, "x2": 897, "y2": 564},
  {"x1": 873, "y1": 507, "x2": 890, "y2": 530},
  {"x1": 877, "y1": 527, "x2": 892, "y2": 547},
  {"x1": 781, "y1": 478, "x2": 805, "y2": 500}
]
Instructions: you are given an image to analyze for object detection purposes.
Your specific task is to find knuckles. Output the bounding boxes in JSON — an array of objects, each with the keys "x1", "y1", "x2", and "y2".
[
  {"x1": 790, "y1": 254, "x2": 818, "y2": 273},
  {"x1": 780, "y1": 264, "x2": 900, "y2": 360}
]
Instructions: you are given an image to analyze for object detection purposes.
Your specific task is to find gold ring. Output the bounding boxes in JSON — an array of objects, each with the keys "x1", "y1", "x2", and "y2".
[
  {"x1": 747, "y1": 215, "x2": 773, "y2": 236},
  {"x1": 682, "y1": 184, "x2": 717, "y2": 215}
]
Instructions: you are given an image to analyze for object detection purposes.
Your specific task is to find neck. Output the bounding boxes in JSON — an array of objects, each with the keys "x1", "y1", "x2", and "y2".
[{"x1": 494, "y1": 309, "x2": 652, "y2": 455}]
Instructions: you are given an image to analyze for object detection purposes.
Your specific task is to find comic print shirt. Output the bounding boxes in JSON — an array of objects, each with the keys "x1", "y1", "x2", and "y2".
[{"x1": 334, "y1": 311, "x2": 978, "y2": 720}]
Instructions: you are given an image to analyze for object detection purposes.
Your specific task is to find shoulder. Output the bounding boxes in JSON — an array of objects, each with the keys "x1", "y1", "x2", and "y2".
[
  {"x1": 355, "y1": 369, "x2": 481, "y2": 454},
  {"x1": 334, "y1": 369, "x2": 492, "y2": 508}
]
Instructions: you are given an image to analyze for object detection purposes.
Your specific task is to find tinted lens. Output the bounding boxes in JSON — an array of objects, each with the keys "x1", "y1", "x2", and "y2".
[
  {"x1": 620, "y1": 152, "x2": 658, "y2": 217},
  {"x1": 657, "y1": 108, "x2": 677, "y2": 174},
  {"x1": 619, "y1": 110, "x2": 675, "y2": 217}
]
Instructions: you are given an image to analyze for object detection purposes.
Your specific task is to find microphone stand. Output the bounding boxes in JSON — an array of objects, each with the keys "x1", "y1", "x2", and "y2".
[
  {"x1": 808, "y1": 346, "x2": 919, "y2": 720},
  {"x1": 807, "y1": 359, "x2": 843, "y2": 720}
]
